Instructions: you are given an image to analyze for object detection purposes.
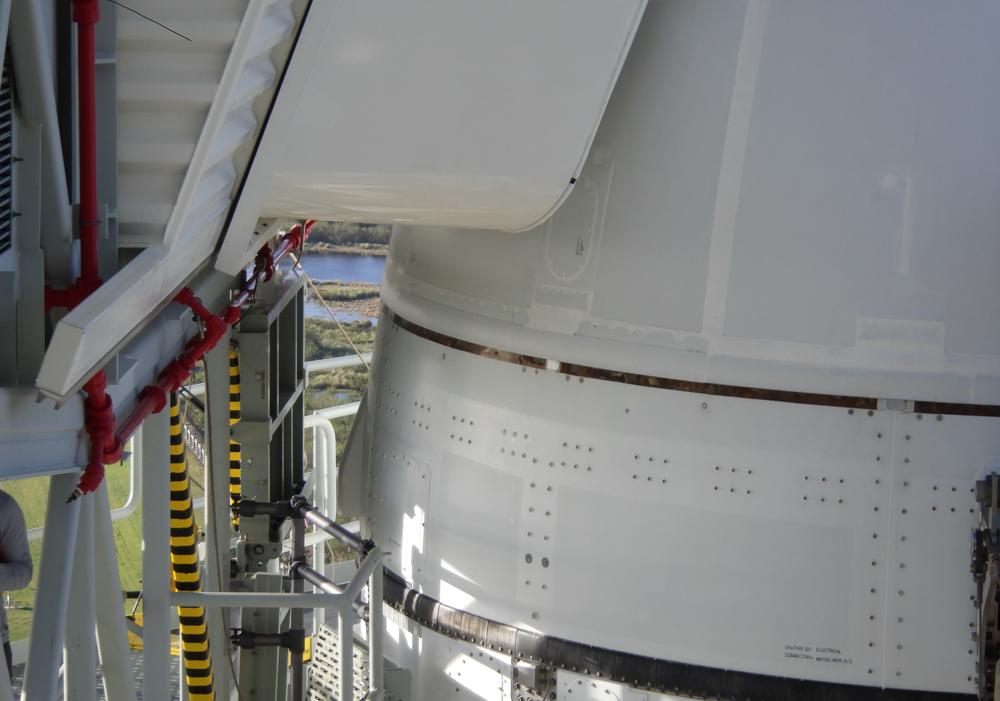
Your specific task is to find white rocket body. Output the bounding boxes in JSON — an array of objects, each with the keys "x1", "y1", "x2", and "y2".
[{"x1": 276, "y1": 1, "x2": 1000, "y2": 697}]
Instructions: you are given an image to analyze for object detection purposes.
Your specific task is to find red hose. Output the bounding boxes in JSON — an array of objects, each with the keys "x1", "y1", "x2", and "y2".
[
  {"x1": 62, "y1": 0, "x2": 112, "y2": 501},
  {"x1": 74, "y1": 0, "x2": 100, "y2": 285},
  {"x1": 57, "y1": 0, "x2": 312, "y2": 499},
  {"x1": 95, "y1": 221, "x2": 315, "y2": 476}
]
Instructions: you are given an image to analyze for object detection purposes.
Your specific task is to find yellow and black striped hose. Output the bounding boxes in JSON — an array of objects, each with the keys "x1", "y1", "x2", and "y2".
[
  {"x1": 228, "y1": 347, "x2": 242, "y2": 529},
  {"x1": 169, "y1": 393, "x2": 214, "y2": 701}
]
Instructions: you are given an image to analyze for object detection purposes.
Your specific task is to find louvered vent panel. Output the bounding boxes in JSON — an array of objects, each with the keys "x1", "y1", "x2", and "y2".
[{"x1": 0, "y1": 55, "x2": 13, "y2": 256}]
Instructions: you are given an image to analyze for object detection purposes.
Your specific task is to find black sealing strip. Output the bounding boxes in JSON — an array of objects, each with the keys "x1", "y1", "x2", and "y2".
[
  {"x1": 381, "y1": 570, "x2": 972, "y2": 700},
  {"x1": 388, "y1": 310, "x2": 1000, "y2": 417}
]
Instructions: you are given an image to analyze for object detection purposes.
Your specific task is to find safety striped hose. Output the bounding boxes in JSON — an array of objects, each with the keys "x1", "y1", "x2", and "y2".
[
  {"x1": 228, "y1": 346, "x2": 242, "y2": 529},
  {"x1": 169, "y1": 393, "x2": 214, "y2": 700}
]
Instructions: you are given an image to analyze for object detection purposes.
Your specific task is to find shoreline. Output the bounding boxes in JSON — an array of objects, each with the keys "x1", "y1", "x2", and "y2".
[{"x1": 303, "y1": 242, "x2": 388, "y2": 257}]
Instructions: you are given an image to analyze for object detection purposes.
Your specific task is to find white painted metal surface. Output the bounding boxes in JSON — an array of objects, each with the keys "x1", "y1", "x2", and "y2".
[
  {"x1": 215, "y1": 0, "x2": 646, "y2": 274},
  {"x1": 141, "y1": 410, "x2": 172, "y2": 701},
  {"x1": 382, "y1": 0, "x2": 1000, "y2": 406},
  {"x1": 37, "y1": 0, "x2": 306, "y2": 401},
  {"x1": 360, "y1": 320, "x2": 997, "y2": 695}
]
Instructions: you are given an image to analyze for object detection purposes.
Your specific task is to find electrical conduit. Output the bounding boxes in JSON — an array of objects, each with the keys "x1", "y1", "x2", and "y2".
[
  {"x1": 168, "y1": 393, "x2": 214, "y2": 701},
  {"x1": 228, "y1": 346, "x2": 241, "y2": 529}
]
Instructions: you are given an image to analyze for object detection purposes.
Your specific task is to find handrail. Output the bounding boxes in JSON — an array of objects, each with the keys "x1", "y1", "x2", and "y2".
[
  {"x1": 186, "y1": 352, "x2": 372, "y2": 397},
  {"x1": 26, "y1": 442, "x2": 139, "y2": 542},
  {"x1": 313, "y1": 402, "x2": 361, "y2": 420}
]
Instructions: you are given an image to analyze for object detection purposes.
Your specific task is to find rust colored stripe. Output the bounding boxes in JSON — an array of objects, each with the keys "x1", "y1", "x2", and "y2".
[
  {"x1": 387, "y1": 310, "x2": 994, "y2": 416},
  {"x1": 913, "y1": 401, "x2": 1000, "y2": 418}
]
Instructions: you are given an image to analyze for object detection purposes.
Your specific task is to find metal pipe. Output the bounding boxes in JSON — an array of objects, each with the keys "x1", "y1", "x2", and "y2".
[
  {"x1": 290, "y1": 517, "x2": 305, "y2": 701},
  {"x1": 109, "y1": 222, "x2": 314, "y2": 459},
  {"x1": 72, "y1": 0, "x2": 100, "y2": 284},
  {"x1": 292, "y1": 562, "x2": 366, "y2": 618},
  {"x1": 28, "y1": 444, "x2": 137, "y2": 542},
  {"x1": 313, "y1": 402, "x2": 362, "y2": 421},
  {"x1": 338, "y1": 609, "x2": 353, "y2": 701},
  {"x1": 20, "y1": 473, "x2": 81, "y2": 701},
  {"x1": 304, "y1": 414, "x2": 336, "y2": 513},
  {"x1": 64, "y1": 495, "x2": 97, "y2": 701},
  {"x1": 369, "y1": 559, "x2": 384, "y2": 698},
  {"x1": 93, "y1": 482, "x2": 138, "y2": 701},
  {"x1": 298, "y1": 503, "x2": 369, "y2": 554},
  {"x1": 294, "y1": 562, "x2": 345, "y2": 595},
  {"x1": 188, "y1": 352, "x2": 373, "y2": 397},
  {"x1": 141, "y1": 410, "x2": 172, "y2": 701},
  {"x1": 9, "y1": 0, "x2": 73, "y2": 282},
  {"x1": 171, "y1": 591, "x2": 359, "y2": 609}
]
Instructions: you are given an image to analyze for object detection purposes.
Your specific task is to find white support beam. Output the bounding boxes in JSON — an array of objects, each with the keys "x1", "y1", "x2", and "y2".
[
  {"x1": 64, "y1": 497, "x2": 96, "y2": 701},
  {"x1": 202, "y1": 338, "x2": 235, "y2": 700},
  {"x1": 140, "y1": 414, "x2": 171, "y2": 701},
  {"x1": 20, "y1": 473, "x2": 81, "y2": 701},
  {"x1": 94, "y1": 483, "x2": 138, "y2": 701}
]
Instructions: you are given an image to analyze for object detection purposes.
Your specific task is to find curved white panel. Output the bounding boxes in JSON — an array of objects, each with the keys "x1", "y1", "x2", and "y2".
[
  {"x1": 381, "y1": 0, "x2": 1000, "y2": 406},
  {"x1": 251, "y1": 0, "x2": 645, "y2": 232},
  {"x1": 363, "y1": 319, "x2": 995, "y2": 694}
]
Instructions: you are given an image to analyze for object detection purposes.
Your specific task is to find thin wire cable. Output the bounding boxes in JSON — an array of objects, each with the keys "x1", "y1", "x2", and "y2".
[
  {"x1": 103, "y1": 0, "x2": 192, "y2": 41},
  {"x1": 289, "y1": 252, "x2": 371, "y2": 370}
]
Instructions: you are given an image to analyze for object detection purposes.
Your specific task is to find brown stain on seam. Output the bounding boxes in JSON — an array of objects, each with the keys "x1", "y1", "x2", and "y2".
[{"x1": 387, "y1": 310, "x2": 1000, "y2": 417}]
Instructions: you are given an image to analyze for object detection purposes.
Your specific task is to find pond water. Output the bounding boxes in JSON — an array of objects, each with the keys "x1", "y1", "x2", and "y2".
[
  {"x1": 297, "y1": 253, "x2": 385, "y2": 285},
  {"x1": 296, "y1": 253, "x2": 385, "y2": 321}
]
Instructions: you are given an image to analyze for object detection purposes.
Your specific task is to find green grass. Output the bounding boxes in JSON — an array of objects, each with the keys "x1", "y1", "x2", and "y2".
[
  {"x1": 3, "y1": 460, "x2": 142, "y2": 641},
  {"x1": 1, "y1": 292, "x2": 378, "y2": 640},
  {"x1": 310, "y1": 282, "x2": 379, "y2": 302},
  {"x1": 307, "y1": 222, "x2": 390, "y2": 248},
  {"x1": 304, "y1": 318, "x2": 376, "y2": 363}
]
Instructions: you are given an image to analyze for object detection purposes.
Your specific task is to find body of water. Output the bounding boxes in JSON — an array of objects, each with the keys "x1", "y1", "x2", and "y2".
[
  {"x1": 297, "y1": 253, "x2": 386, "y2": 321},
  {"x1": 297, "y1": 253, "x2": 385, "y2": 285}
]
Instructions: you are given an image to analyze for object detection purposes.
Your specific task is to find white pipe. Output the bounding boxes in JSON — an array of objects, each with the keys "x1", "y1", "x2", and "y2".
[
  {"x1": 170, "y1": 591, "x2": 357, "y2": 609},
  {"x1": 306, "y1": 352, "x2": 373, "y2": 375},
  {"x1": 20, "y1": 473, "x2": 81, "y2": 701},
  {"x1": 187, "y1": 352, "x2": 372, "y2": 397},
  {"x1": 368, "y1": 559, "x2": 384, "y2": 698},
  {"x1": 9, "y1": 0, "x2": 73, "y2": 283},
  {"x1": 305, "y1": 416, "x2": 337, "y2": 633},
  {"x1": 64, "y1": 497, "x2": 97, "y2": 701},
  {"x1": 313, "y1": 402, "x2": 361, "y2": 421},
  {"x1": 93, "y1": 483, "x2": 138, "y2": 701},
  {"x1": 339, "y1": 608, "x2": 353, "y2": 701},
  {"x1": 304, "y1": 414, "x2": 337, "y2": 516},
  {"x1": 140, "y1": 413, "x2": 172, "y2": 701},
  {"x1": 27, "y1": 447, "x2": 139, "y2": 542}
]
